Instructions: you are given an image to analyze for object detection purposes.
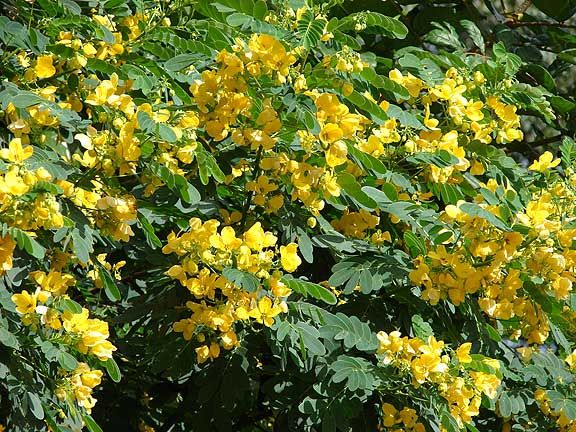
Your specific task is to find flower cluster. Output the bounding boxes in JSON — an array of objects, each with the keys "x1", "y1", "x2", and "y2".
[
  {"x1": 163, "y1": 218, "x2": 300, "y2": 362},
  {"x1": 0, "y1": 139, "x2": 64, "y2": 231},
  {"x1": 12, "y1": 278, "x2": 116, "y2": 361},
  {"x1": 410, "y1": 170, "x2": 576, "y2": 344},
  {"x1": 377, "y1": 331, "x2": 501, "y2": 427},
  {"x1": 380, "y1": 403, "x2": 426, "y2": 432},
  {"x1": 55, "y1": 363, "x2": 103, "y2": 413}
]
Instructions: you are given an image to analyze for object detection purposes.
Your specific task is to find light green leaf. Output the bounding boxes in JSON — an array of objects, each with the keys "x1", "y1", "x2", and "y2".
[
  {"x1": 223, "y1": 268, "x2": 260, "y2": 292},
  {"x1": 27, "y1": 392, "x2": 44, "y2": 420}
]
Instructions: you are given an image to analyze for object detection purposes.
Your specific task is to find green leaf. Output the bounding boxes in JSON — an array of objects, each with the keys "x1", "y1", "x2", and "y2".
[
  {"x1": 224, "y1": 12, "x2": 286, "y2": 37},
  {"x1": 296, "y1": 227, "x2": 314, "y2": 263},
  {"x1": 27, "y1": 392, "x2": 44, "y2": 420},
  {"x1": 137, "y1": 211, "x2": 162, "y2": 249},
  {"x1": 499, "y1": 391, "x2": 512, "y2": 417},
  {"x1": 492, "y1": 42, "x2": 523, "y2": 75},
  {"x1": 137, "y1": 110, "x2": 155, "y2": 133},
  {"x1": 337, "y1": 172, "x2": 377, "y2": 209},
  {"x1": 99, "y1": 267, "x2": 121, "y2": 302},
  {"x1": 58, "y1": 351, "x2": 79, "y2": 371},
  {"x1": 196, "y1": 144, "x2": 226, "y2": 184},
  {"x1": 407, "y1": 150, "x2": 459, "y2": 168},
  {"x1": 178, "y1": 179, "x2": 202, "y2": 205},
  {"x1": 282, "y1": 276, "x2": 337, "y2": 305},
  {"x1": 441, "y1": 410, "x2": 460, "y2": 432},
  {"x1": 158, "y1": 124, "x2": 178, "y2": 142},
  {"x1": 403, "y1": 231, "x2": 426, "y2": 257},
  {"x1": 296, "y1": 9, "x2": 326, "y2": 49},
  {"x1": 165, "y1": 54, "x2": 197, "y2": 71},
  {"x1": 560, "y1": 136, "x2": 576, "y2": 168},
  {"x1": 83, "y1": 414, "x2": 104, "y2": 432},
  {"x1": 361, "y1": 186, "x2": 392, "y2": 204},
  {"x1": 520, "y1": 64, "x2": 556, "y2": 92},
  {"x1": 45, "y1": 411, "x2": 67, "y2": 432},
  {"x1": 223, "y1": 268, "x2": 260, "y2": 292},
  {"x1": 337, "y1": 12, "x2": 407, "y2": 39},
  {"x1": 104, "y1": 358, "x2": 122, "y2": 383},
  {"x1": 253, "y1": 0, "x2": 267, "y2": 19},
  {"x1": 295, "y1": 322, "x2": 326, "y2": 356},
  {"x1": 319, "y1": 311, "x2": 378, "y2": 352},
  {"x1": 347, "y1": 143, "x2": 387, "y2": 176},
  {"x1": 344, "y1": 90, "x2": 388, "y2": 123},
  {"x1": 550, "y1": 96, "x2": 576, "y2": 114},
  {"x1": 485, "y1": 323, "x2": 502, "y2": 342},
  {"x1": 411, "y1": 315, "x2": 434, "y2": 340},
  {"x1": 71, "y1": 227, "x2": 92, "y2": 264},
  {"x1": 61, "y1": 298, "x2": 83, "y2": 314},
  {"x1": 359, "y1": 68, "x2": 409, "y2": 101},
  {"x1": 150, "y1": 163, "x2": 201, "y2": 205},
  {"x1": 8, "y1": 227, "x2": 46, "y2": 259},
  {"x1": 459, "y1": 202, "x2": 510, "y2": 231},
  {"x1": 386, "y1": 104, "x2": 425, "y2": 129},
  {"x1": 10, "y1": 93, "x2": 44, "y2": 108},
  {"x1": 330, "y1": 355, "x2": 380, "y2": 392},
  {"x1": 0, "y1": 326, "x2": 19, "y2": 349},
  {"x1": 426, "y1": 22, "x2": 464, "y2": 50},
  {"x1": 60, "y1": 0, "x2": 81, "y2": 15},
  {"x1": 460, "y1": 19, "x2": 484, "y2": 54}
]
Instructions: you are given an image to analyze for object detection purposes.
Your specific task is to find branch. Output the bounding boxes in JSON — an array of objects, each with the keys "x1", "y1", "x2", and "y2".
[
  {"x1": 516, "y1": 0, "x2": 533, "y2": 15},
  {"x1": 505, "y1": 134, "x2": 564, "y2": 156},
  {"x1": 506, "y1": 20, "x2": 576, "y2": 29},
  {"x1": 527, "y1": 134, "x2": 564, "y2": 147},
  {"x1": 239, "y1": 145, "x2": 263, "y2": 231}
]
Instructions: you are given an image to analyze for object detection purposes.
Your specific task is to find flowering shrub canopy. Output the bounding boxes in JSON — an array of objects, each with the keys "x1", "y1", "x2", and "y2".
[{"x1": 1, "y1": 0, "x2": 576, "y2": 431}]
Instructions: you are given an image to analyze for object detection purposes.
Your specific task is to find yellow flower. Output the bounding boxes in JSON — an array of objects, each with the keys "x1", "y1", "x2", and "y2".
[
  {"x1": 280, "y1": 243, "x2": 301, "y2": 273},
  {"x1": 220, "y1": 331, "x2": 239, "y2": 350},
  {"x1": 35, "y1": 55, "x2": 56, "y2": 79},
  {"x1": 469, "y1": 160, "x2": 485, "y2": 175},
  {"x1": 455, "y1": 342, "x2": 472, "y2": 363},
  {"x1": 0, "y1": 235, "x2": 15, "y2": 274},
  {"x1": 319, "y1": 123, "x2": 343, "y2": 144},
  {"x1": 210, "y1": 226, "x2": 242, "y2": 251},
  {"x1": 325, "y1": 141, "x2": 348, "y2": 167},
  {"x1": 249, "y1": 296, "x2": 284, "y2": 327},
  {"x1": 270, "y1": 274, "x2": 292, "y2": 297},
  {"x1": 465, "y1": 101, "x2": 484, "y2": 121},
  {"x1": 358, "y1": 135, "x2": 384, "y2": 157},
  {"x1": 528, "y1": 151, "x2": 560, "y2": 172},
  {"x1": 294, "y1": 74, "x2": 308, "y2": 92},
  {"x1": 565, "y1": 349, "x2": 576, "y2": 369},
  {"x1": 30, "y1": 270, "x2": 75, "y2": 296},
  {"x1": 244, "y1": 222, "x2": 277, "y2": 251},
  {"x1": 0, "y1": 138, "x2": 34, "y2": 163},
  {"x1": 81, "y1": 368, "x2": 103, "y2": 388},
  {"x1": 382, "y1": 403, "x2": 397, "y2": 427},
  {"x1": 470, "y1": 371, "x2": 500, "y2": 399},
  {"x1": 11, "y1": 290, "x2": 37, "y2": 314}
]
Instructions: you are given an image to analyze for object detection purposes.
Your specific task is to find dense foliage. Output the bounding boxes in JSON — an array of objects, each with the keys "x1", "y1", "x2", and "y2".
[{"x1": 1, "y1": 0, "x2": 576, "y2": 431}]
